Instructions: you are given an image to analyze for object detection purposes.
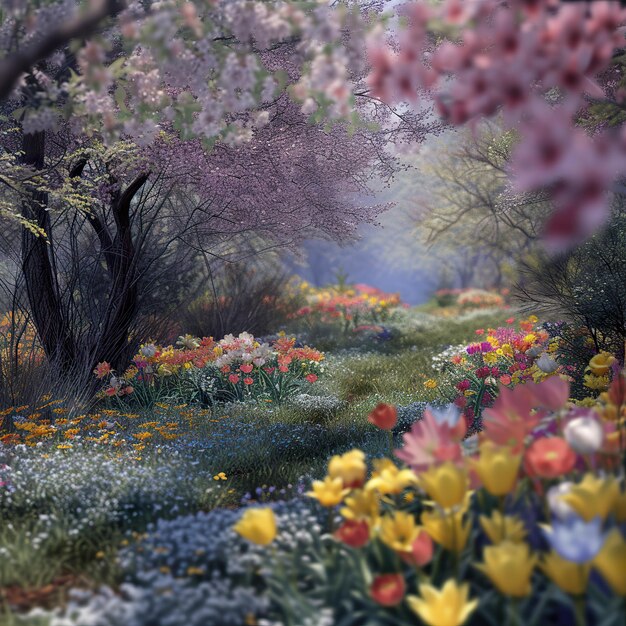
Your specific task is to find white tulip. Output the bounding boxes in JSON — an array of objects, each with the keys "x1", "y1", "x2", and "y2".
[
  {"x1": 547, "y1": 482, "x2": 576, "y2": 520},
  {"x1": 563, "y1": 415, "x2": 604, "y2": 455}
]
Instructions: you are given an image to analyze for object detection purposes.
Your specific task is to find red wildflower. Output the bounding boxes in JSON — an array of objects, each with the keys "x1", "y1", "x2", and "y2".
[
  {"x1": 368, "y1": 403, "x2": 397, "y2": 430},
  {"x1": 228, "y1": 374, "x2": 240, "y2": 384},
  {"x1": 243, "y1": 377, "x2": 254, "y2": 385},
  {"x1": 305, "y1": 373, "x2": 318, "y2": 383},
  {"x1": 240, "y1": 364, "x2": 253, "y2": 374}
]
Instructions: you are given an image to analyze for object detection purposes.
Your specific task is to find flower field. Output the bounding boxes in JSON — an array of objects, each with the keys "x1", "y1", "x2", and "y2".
[{"x1": 0, "y1": 288, "x2": 624, "y2": 626}]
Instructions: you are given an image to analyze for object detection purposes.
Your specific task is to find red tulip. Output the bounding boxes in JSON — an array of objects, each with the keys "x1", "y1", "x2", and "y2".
[
  {"x1": 334, "y1": 519, "x2": 370, "y2": 548},
  {"x1": 399, "y1": 530, "x2": 434, "y2": 568},
  {"x1": 368, "y1": 403, "x2": 397, "y2": 430},
  {"x1": 370, "y1": 574, "x2": 406, "y2": 607}
]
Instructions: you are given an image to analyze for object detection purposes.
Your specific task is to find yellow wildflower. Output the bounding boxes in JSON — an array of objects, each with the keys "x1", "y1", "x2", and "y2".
[{"x1": 584, "y1": 373, "x2": 610, "y2": 391}]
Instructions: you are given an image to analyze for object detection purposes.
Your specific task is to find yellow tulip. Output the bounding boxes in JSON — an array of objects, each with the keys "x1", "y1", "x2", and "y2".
[
  {"x1": 233, "y1": 508, "x2": 277, "y2": 546},
  {"x1": 541, "y1": 551, "x2": 590, "y2": 596},
  {"x1": 306, "y1": 476, "x2": 349, "y2": 507},
  {"x1": 379, "y1": 511, "x2": 421, "y2": 553},
  {"x1": 421, "y1": 507, "x2": 470, "y2": 553},
  {"x1": 561, "y1": 474, "x2": 619, "y2": 522},
  {"x1": 479, "y1": 511, "x2": 527, "y2": 544},
  {"x1": 328, "y1": 449, "x2": 366, "y2": 488},
  {"x1": 340, "y1": 489, "x2": 380, "y2": 527},
  {"x1": 475, "y1": 541, "x2": 537, "y2": 597},
  {"x1": 407, "y1": 579, "x2": 478, "y2": 626},
  {"x1": 588, "y1": 352, "x2": 617, "y2": 376},
  {"x1": 593, "y1": 529, "x2": 626, "y2": 595},
  {"x1": 613, "y1": 488, "x2": 626, "y2": 523},
  {"x1": 470, "y1": 442, "x2": 521, "y2": 497},
  {"x1": 419, "y1": 462, "x2": 468, "y2": 510},
  {"x1": 365, "y1": 459, "x2": 418, "y2": 495}
]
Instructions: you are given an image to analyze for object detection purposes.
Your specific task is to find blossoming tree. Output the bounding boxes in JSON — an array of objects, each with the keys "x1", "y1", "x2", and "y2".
[
  {"x1": 0, "y1": 1, "x2": 440, "y2": 378},
  {"x1": 368, "y1": 0, "x2": 626, "y2": 251}
]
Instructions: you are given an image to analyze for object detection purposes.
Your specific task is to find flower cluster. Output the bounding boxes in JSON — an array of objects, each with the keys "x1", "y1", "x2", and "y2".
[
  {"x1": 291, "y1": 282, "x2": 403, "y2": 334},
  {"x1": 368, "y1": 0, "x2": 626, "y2": 249},
  {"x1": 438, "y1": 316, "x2": 567, "y2": 430},
  {"x1": 94, "y1": 332, "x2": 324, "y2": 406},
  {"x1": 434, "y1": 288, "x2": 507, "y2": 310},
  {"x1": 238, "y1": 382, "x2": 626, "y2": 624}
]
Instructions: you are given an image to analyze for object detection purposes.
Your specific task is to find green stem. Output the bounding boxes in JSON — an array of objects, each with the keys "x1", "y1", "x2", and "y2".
[
  {"x1": 574, "y1": 594, "x2": 586, "y2": 626},
  {"x1": 387, "y1": 429, "x2": 394, "y2": 457},
  {"x1": 507, "y1": 598, "x2": 521, "y2": 626}
]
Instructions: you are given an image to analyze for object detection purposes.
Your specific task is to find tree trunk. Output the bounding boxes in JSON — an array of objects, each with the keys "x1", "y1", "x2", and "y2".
[
  {"x1": 20, "y1": 130, "x2": 77, "y2": 372},
  {"x1": 88, "y1": 173, "x2": 149, "y2": 370}
]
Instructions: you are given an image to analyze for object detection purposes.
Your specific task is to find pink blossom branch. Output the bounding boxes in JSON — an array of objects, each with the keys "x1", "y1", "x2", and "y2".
[{"x1": 0, "y1": 0, "x2": 126, "y2": 102}]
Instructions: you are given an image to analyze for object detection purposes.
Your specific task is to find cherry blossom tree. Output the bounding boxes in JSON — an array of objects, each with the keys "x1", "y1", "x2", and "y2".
[{"x1": 368, "y1": 0, "x2": 626, "y2": 251}]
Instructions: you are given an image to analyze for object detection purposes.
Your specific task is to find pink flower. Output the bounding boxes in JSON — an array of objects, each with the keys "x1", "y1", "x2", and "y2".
[
  {"x1": 228, "y1": 374, "x2": 240, "y2": 384},
  {"x1": 305, "y1": 373, "x2": 318, "y2": 383},
  {"x1": 243, "y1": 377, "x2": 254, "y2": 385},
  {"x1": 240, "y1": 364, "x2": 253, "y2": 374},
  {"x1": 395, "y1": 406, "x2": 464, "y2": 471},
  {"x1": 278, "y1": 365, "x2": 289, "y2": 373},
  {"x1": 483, "y1": 384, "x2": 540, "y2": 451}
]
